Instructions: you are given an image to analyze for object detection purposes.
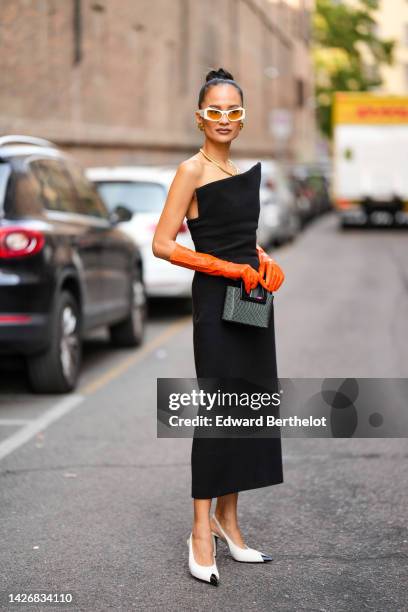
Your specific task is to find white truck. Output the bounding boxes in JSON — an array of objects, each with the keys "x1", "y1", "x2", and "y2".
[{"x1": 333, "y1": 92, "x2": 408, "y2": 227}]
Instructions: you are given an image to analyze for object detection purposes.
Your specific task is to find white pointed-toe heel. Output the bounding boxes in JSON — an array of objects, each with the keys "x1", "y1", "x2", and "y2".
[
  {"x1": 211, "y1": 515, "x2": 273, "y2": 563},
  {"x1": 187, "y1": 533, "x2": 219, "y2": 585}
]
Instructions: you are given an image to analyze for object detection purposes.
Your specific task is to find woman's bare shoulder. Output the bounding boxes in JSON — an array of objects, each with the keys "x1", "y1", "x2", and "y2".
[{"x1": 177, "y1": 155, "x2": 204, "y2": 180}]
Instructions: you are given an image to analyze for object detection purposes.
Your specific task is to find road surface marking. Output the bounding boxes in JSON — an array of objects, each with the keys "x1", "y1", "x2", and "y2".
[
  {"x1": 80, "y1": 315, "x2": 191, "y2": 395},
  {"x1": 0, "y1": 418, "x2": 32, "y2": 426},
  {"x1": 0, "y1": 316, "x2": 191, "y2": 462},
  {"x1": 0, "y1": 394, "x2": 84, "y2": 461}
]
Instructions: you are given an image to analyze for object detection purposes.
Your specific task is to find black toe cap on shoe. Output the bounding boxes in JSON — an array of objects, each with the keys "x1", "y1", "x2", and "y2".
[
  {"x1": 261, "y1": 554, "x2": 273, "y2": 562},
  {"x1": 210, "y1": 573, "x2": 219, "y2": 585}
]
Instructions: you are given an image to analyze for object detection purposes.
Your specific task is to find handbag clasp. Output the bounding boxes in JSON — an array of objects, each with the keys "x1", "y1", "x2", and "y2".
[{"x1": 240, "y1": 279, "x2": 267, "y2": 304}]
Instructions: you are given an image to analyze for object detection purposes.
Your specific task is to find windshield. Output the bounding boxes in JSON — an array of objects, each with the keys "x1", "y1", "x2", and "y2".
[
  {"x1": 94, "y1": 181, "x2": 167, "y2": 214},
  {"x1": 0, "y1": 162, "x2": 11, "y2": 215}
]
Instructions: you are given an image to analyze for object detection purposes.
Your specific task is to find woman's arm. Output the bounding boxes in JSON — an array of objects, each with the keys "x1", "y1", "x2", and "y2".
[{"x1": 152, "y1": 160, "x2": 201, "y2": 260}]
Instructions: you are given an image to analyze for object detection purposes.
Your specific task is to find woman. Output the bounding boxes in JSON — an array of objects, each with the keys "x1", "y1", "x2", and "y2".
[{"x1": 152, "y1": 67, "x2": 285, "y2": 586}]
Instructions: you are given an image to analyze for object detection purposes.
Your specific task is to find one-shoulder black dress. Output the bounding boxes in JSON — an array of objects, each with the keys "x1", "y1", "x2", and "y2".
[{"x1": 186, "y1": 162, "x2": 284, "y2": 499}]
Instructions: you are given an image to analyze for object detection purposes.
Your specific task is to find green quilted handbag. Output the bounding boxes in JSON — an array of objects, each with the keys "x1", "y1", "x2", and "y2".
[{"x1": 222, "y1": 280, "x2": 274, "y2": 328}]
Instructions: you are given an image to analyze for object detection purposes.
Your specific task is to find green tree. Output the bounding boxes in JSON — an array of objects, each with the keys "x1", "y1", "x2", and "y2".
[{"x1": 313, "y1": 0, "x2": 395, "y2": 138}]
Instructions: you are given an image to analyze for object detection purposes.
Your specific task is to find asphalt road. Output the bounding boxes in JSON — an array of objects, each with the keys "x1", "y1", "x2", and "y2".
[{"x1": 0, "y1": 212, "x2": 407, "y2": 611}]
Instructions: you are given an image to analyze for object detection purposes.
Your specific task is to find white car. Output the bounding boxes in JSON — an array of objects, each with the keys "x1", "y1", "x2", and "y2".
[
  {"x1": 86, "y1": 165, "x2": 194, "y2": 299},
  {"x1": 239, "y1": 158, "x2": 300, "y2": 246}
]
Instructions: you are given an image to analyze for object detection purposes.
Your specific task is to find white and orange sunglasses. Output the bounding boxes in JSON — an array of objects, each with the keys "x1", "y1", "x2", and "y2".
[{"x1": 196, "y1": 106, "x2": 246, "y2": 122}]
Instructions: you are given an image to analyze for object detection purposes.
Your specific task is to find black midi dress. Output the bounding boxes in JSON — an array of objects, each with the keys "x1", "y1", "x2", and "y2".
[{"x1": 186, "y1": 161, "x2": 284, "y2": 499}]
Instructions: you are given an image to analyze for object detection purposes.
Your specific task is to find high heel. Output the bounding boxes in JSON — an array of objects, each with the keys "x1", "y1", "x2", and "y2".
[
  {"x1": 211, "y1": 515, "x2": 273, "y2": 563},
  {"x1": 187, "y1": 533, "x2": 219, "y2": 585}
]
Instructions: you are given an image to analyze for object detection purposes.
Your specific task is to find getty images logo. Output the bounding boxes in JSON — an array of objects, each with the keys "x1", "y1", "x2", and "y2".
[{"x1": 315, "y1": 379, "x2": 384, "y2": 437}]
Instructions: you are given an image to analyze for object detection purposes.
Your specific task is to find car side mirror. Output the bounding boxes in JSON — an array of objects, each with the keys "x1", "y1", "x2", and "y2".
[{"x1": 110, "y1": 204, "x2": 133, "y2": 224}]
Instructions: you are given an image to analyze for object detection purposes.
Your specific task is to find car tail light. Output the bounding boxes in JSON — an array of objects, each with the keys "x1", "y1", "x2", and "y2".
[
  {"x1": 336, "y1": 198, "x2": 352, "y2": 209},
  {"x1": 0, "y1": 314, "x2": 32, "y2": 323},
  {"x1": 0, "y1": 227, "x2": 45, "y2": 258}
]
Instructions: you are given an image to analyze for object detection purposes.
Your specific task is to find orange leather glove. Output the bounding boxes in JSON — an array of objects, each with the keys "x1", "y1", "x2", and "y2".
[
  {"x1": 169, "y1": 243, "x2": 260, "y2": 294},
  {"x1": 256, "y1": 244, "x2": 285, "y2": 292}
]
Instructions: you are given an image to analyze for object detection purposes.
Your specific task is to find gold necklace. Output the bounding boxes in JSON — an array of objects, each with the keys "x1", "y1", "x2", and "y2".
[{"x1": 199, "y1": 148, "x2": 239, "y2": 176}]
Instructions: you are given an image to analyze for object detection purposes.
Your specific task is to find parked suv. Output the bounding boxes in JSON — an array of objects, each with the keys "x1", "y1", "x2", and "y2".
[{"x1": 0, "y1": 136, "x2": 147, "y2": 393}]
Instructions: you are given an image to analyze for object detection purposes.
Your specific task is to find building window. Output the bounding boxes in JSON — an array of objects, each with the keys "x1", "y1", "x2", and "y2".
[
  {"x1": 296, "y1": 79, "x2": 305, "y2": 108},
  {"x1": 73, "y1": 0, "x2": 82, "y2": 64}
]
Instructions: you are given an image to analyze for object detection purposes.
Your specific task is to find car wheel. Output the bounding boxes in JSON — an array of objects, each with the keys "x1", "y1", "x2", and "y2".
[
  {"x1": 109, "y1": 268, "x2": 147, "y2": 347},
  {"x1": 27, "y1": 291, "x2": 82, "y2": 393}
]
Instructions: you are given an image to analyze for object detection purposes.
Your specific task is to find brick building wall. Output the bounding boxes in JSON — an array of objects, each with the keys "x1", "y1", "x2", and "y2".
[{"x1": 0, "y1": 0, "x2": 316, "y2": 166}]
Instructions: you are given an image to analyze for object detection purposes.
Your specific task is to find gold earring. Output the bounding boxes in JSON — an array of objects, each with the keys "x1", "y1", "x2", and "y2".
[
  {"x1": 198, "y1": 123, "x2": 204, "y2": 131},
  {"x1": 239, "y1": 122, "x2": 244, "y2": 129}
]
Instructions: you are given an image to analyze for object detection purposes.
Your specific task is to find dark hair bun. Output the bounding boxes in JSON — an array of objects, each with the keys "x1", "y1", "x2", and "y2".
[
  {"x1": 205, "y1": 67, "x2": 234, "y2": 82},
  {"x1": 198, "y1": 66, "x2": 243, "y2": 108}
]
